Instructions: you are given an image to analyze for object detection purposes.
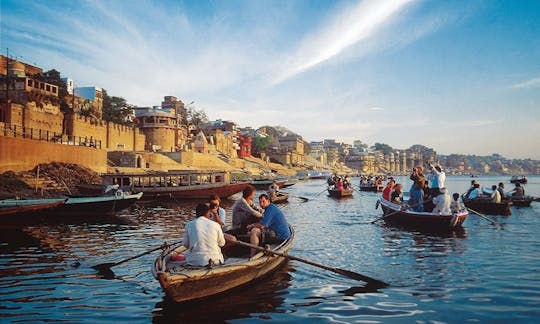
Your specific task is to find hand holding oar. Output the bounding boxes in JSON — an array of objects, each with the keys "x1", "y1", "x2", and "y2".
[
  {"x1": 234, "y1": 240, "x2": 388, "y2": 288},
  {"x1": 466, "y1": 207, "x2": 502, "y2": 229},
  {"x1": 92, "y1": 240, "x2": 182, "y2": 275}
]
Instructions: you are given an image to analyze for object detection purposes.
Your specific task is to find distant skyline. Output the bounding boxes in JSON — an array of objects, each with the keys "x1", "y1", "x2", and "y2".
[{"x1": 2, "y1": 0, "x2": 539, "y2": 159}]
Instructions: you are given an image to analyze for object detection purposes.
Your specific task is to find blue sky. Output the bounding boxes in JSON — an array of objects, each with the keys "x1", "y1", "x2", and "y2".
[{"x1": 2, "y1": 0, "x2": 539, "y2": 159}]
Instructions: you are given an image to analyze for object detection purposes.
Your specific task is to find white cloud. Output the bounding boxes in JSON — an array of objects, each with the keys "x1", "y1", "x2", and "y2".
[{"x1": 510, "y1": 77, "x2": 540, "y2": 89}]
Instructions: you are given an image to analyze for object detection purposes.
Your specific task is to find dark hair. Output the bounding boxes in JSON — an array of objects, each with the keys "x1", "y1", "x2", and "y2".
[
  {"x1": 492, "y1": 185, "x2": 497, "y2": 190},
  {"x1": 196, "y1": 203, "x2": 210, "y2": 217},
  {"x1": 209, "y1": 202, "x2": 218, "y2": 209},
  {"x1": 242, "y1": 185, "x2": 256, "y2": 198},
  {"x1": 453, "y1": 193, "x2": 459, "y2": 199},
  {"x1": 209, "y1": 194, "x2": 220, "y2": 202},
  {"x1": 259, "y1": 193, "x2": 269, "y2": 200}
]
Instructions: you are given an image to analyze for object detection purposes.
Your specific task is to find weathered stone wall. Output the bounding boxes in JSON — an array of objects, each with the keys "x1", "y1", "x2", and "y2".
[
  {"x1": 0, "y1": 136, "x2": 107, "y2": 173},
  {"x1": 106, "y1": 123, "x2": 145, "y2": 151},
  {"x1": 144, "y1": 127, "x2": 176, "y2": 152}
]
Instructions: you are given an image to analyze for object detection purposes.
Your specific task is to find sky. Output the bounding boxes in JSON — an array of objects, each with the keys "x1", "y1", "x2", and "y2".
[{"x1": 1, "y1": 0, "x2": 540, "y2": 159}]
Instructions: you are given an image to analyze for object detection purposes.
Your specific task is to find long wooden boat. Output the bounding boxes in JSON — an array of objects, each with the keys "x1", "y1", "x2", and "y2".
[
  {"x1": 152, "y1": 226, "x2": 295, "y2": 303},
  {"x1": 378, "y1": 197, "x2": 468, "y2": 231},
  {"x1": 250, "y1": 179, "x2": 286, "y2": 190},
  {"x1": 78, "y1": 170, "x2": 250, "y2": 200},
  {"x1": 328, "y1": 188, "x2": 354, "y2": 198},
  {"x1": 508, "y1": 196, "x2": 534, "y2": 207},
  {"x1": 461, "y1": 195, "x2": 512, "y2": 216},
  {"x1": 0, "y1": 198, "x2": 67, "y2": 217},
  {"x1": 359, "y1": 183, "x2": 384, "y2": 192},
  {"x1": 52, "y1": 192, "x2": 144, "y2": 217},
  {"x1": 270, "y1": 192, "x2": 289, "y2": 204},
  {"x1": 509, "y1": 176, "x2": 527, "y2": 184}
]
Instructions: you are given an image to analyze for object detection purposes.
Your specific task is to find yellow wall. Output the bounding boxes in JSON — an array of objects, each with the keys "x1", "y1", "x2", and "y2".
[{"x1": 0, "y1": 136, "x2": 107, "y2": 173}]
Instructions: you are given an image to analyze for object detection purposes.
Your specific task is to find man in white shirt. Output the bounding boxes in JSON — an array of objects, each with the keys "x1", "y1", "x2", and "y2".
[
  {"x1": 432, "y1": 188, "x2": 451, "y2": 214},
  {"x1": 427, "y1": 162, "x2": 446, "y2": 196},
  {"x1": 490, "y1": 185, "x2": 502, "y2": 203},
  {"x1": 182, "y1": 203, "x2": 236, "y2": 267}
]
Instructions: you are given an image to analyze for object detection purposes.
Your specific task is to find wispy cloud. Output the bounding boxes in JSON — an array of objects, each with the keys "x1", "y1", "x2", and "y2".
[
  {"x1": 271, "y1": 0, "x2": 415, "y2": 84},
  {"x1": 460, "y1": 119, "x2": 502, "y2": 127},
  {"x1": 510, "y1": 76, "x2": 540, "y2": 89}
]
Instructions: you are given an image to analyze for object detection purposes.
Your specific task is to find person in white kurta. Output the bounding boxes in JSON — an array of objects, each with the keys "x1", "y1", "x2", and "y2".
[{"x1": 182, "y1": 203, "x2": 228, "y2": 267}]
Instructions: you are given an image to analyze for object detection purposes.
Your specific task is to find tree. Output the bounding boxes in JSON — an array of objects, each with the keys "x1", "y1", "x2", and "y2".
[
  {"x1": 252, "y1": 134, "x2": 272, "y2": 157},
  {"x1": 372, "y1": 143, "x2": 393, "y2": 155},
  {"x1": 185, "y1": 105, "x2": 208, "y2": 128},
  {"x1": 102, "y1": 89, "x2": 133, "y2": 125}
]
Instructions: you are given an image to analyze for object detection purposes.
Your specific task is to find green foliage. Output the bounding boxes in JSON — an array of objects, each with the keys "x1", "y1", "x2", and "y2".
[
  {"x1": 102, "y1": 89, "x2": 133, "y2": 125},
  {"x1": 372, "y1": 143, "x2": 393, "y2": 155},
  {"x1": 252, "y1": 134, "x2": 272, "y2": 156}
]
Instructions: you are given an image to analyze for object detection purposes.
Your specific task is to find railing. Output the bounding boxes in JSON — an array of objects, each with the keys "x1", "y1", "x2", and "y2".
[{"x1": 0, "y1": 123, "x2": 102, "y2": 149}]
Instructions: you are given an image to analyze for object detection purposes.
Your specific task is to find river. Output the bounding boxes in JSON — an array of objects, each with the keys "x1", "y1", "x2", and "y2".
[{"x1": 1, "y1": 176, "x2": 539, "y2": 323}]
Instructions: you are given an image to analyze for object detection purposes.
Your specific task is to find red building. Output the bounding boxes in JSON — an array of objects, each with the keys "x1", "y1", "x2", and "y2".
[{"x1": 237, "y1": 133, "x2": 252, "y2": 158}]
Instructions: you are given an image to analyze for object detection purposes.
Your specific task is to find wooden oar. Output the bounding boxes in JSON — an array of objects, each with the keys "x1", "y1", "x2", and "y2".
[
  {"x1": 465, "y1": 207, "x2": 502, "y2": 229},
  {"x1": 371, "y1": 199, "x2": 428, "y2": 224},
  {"x1": 316, "y1": 187, "x2": 329, "y2": 196},
  {"x1": 280, "y1": 191, "x2": 309, "y2": 202},
  {"x1": 92, "y1": 240, "x2": 182, "y2": 274},
  {"x1": 234, "y1": 240, "x2": 388, "y2": 288}
]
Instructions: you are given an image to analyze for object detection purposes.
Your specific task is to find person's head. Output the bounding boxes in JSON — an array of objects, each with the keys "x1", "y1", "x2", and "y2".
[
  {"x1": 417, "y1": 166, "x2": 423, "y2": 175},
  {"x1": 498, "y1": 182, "x2": 504, "y2": 188},
  {"x1": 435, "y1": 165, "x2": 442, "y2": 172},
  {"x1": 242, "y1": 185, "x2": 256, "y2": 199},
  {"x1": 209, "y1": 201, "x2": 219, "y2": 213},
  {"x1": 474, "y1": 183, "x2": 480, "y2": 188},
  {"x1": 196, "y1": 203, "x2": 210, "y2": 217},
  {"x1": 209, "y1": 194, "x2": 221, "y2": 206},
  {"x1": 471, "y1": 180, "x2": 477, "y2": 185},
  {"x1": 394, "y1": 183, "x2": 403, "y2": 192},
  {"x1": 258, "y1": 193, "x2": 271, "y2": 209},
  {"x1": 453, "y1": 193, "x2": 459, "y2": 201},
  {"x1": 492, "y1": 185, "x2": 497, "y2": 190},
  {"x1": 387, "y1": 179, "x2": 395, "y2": 186}
]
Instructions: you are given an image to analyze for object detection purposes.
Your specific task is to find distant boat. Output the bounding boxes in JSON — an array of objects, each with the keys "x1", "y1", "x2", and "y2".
[
  {"x1": 328, "y1": 188, "x2": 353, "y2": 198},
  {"x1": 461, "y1": 194, "x2": 512, "y2": 216},
  {"x1": 78, "y1": 170, "x2": 250, "y2": 200},
  {"x1": 250, "y1": 179, "x2": 286, "y2": 190},
  {"x1": 509, "y1": 176, "x2": 527, "y2": 184},
  {"x1": 359, "y1": 183, "x2": 384, "y2": 192}
]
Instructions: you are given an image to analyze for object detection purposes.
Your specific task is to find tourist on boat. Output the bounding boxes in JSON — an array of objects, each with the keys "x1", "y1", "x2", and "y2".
[
  {"x1": 426, "y1": 162, "x2": 446, "y2": 196},
  {"x1": 467, "y1": 183, "x2": 481, "y2": 199},
  {"x1": 209, "y1": 194, "x2": 227, "y2": 229},
  {"x1": 232, "y1": 185, "x2": 264, "y2": 234},
  {"x1": 246, "y1": 194, "x2": 291, "y2": 257},
  {"x1": 335, "y1": 177, "x2": 344, "y2": 191},
  {"x1": 450, "y1": 193, "x2": 463, "y2": 213},
  {"x1": 488, "y1": 185, "x2": 501, "y2": 203},
  {"x1": 267, "y1": 180, "x2": 280, "y2": 201},
  {"x1": 497, "y1": 182, "x2": 506, "y2": 200},
  {"x1": 432, "y1": 188, "x2": 451, "y2": 214},
  {"x1": 510, "y1": 182, "x2": 525, "y2": 197},
  {"x1": 182, "y1": 203, "x2": 237, "y2": 267},
  {"x1": 209, "y1": 202, "x2": 225, "y2": 228},
  {"x1": 327, "y1": 174, "x2": 336, "y2": 188},
  {"x1": 390, "y1": 183, "x2": 404, "y2": 204},
  {"x1": 382, "y1": 179, "x2": 395, "y2": 201},
  {"x1": 409, "y1": 166, "x2": 426, "y2": 212},
  {"x1": 343, "y1": 176, "x2": 351, "y2": 189}
]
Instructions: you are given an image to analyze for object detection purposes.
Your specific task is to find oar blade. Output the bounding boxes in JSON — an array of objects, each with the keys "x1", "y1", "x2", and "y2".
[{"x1": 332, "y1": 267, "x2": 389, "y2": 288}]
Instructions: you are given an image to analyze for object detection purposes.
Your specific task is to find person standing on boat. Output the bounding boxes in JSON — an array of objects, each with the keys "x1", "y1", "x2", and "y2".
[
  {"x1": 382, "y1": 179, "x2": 395, "y2": 201},
  {"x1": 409, "y1": 166, "x2": 425, "y2": 212},
  {"x1": 497, "y1": 182, "x2": 506, "y2": 200},
  {"x1": 182, "y1": 203, "x2": 236, "y2": 267},
  {"x1": 209, "y1": 194, "x2": 227, "y2": 229},
  {"x1": 426, "y1": 162, "x2": 446, "y2": 196},
  {"x1": 246, "y1": 194, "x2": 291, "y2": 257},
  {"x1": 232, "y1": 185, "x2": 263, "y2": 234}
]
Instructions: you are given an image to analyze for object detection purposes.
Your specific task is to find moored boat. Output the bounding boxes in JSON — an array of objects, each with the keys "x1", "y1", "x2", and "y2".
[
  {"x1": 328, "y1": 188, "x2": 353, "y2": 198},
  {"x1": 461, "y1": 195, "x2": 512, "y2": 216},
  {"x1": 377, "y1": 197, "x2": 468, "y2": 231},
  {"x1": 53, "y1": 191, "x2": 144, "y2": 217},
  {"x1": 79, "y1": 170, "x2": 250, "y2": 200},
  {"x1": 0, "y1": 198, "x2": 67, "y2": 217},
  {"x1": 250, "y1": 179, "x2": 286, "y2": 190},
  {"x1": 152, "y1": 226, "x2": 295, "y2": 303}
]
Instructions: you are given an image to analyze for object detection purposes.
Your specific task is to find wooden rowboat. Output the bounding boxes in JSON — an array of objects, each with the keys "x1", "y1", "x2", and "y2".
[
  {"x1": 270, "y1": 192, "x2": 289, "y2": 204},
  {"x1": 377, "y1": 197, "x2": 469, "y2": 231},
  {"x1": 152, "y1": 226, "x2": 295, "y2": 303},
  {"x1": 328, "y1": 188, "x2": 353, "y2": 198},
  {"x1": 462, "y1": 195, "x2": 512, "y2": 216}
]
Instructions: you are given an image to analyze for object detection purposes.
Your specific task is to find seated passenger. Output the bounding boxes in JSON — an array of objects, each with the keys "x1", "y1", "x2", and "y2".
[
  {"x1": 450, "y1": 193, "x2": 463, "y2": 213},
  {"x1": 247, "y1": 194, "x2": 291, "y2": 257},
  {"x1": 467, "y1": 183, "x2": 481, "y2": 199},
  {"x1": 490, "y1": 185, "x2": 501, "y2": 203},
  {"x1": 232, "y1": 186, "x2": 263, "y2": 234},
  {"x1": 390, "y1": 183, "x2": 404, "y2": 204},
  {"x1": 510, "y1": 183, "x2": 525, "y2": 197},
  {"x1": 382, "y1": 179, "x2": 395, "y2": 201}
]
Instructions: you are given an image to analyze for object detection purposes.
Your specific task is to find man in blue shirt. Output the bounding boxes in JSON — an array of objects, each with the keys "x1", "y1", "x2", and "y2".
[{"x1": 246, "y1": 194, "x2": 291, "y2": 257}]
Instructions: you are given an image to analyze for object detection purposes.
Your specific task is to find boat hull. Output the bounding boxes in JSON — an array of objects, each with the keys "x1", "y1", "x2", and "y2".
[
  {"x1": 52, "y1": 192, "x2": 143, "y2": 217},
  {"x1": 0, "y1": 198, "x2": 66, "y2": 217},
  {"x1": 328, "y1": 188, "x2": 353, "y2": 198},
  {"x1": 359, "y1": 185, "x2": 384, "y2": 192},
  {"x1": 153, "y1": 227, "x2": 295, "y2": 303},
  {"x1": 133, "y1": 182, "x2": 250, "y2": 200},
  {"x1": 379, "y1": 198, "x2": 468, "y2": 231},
  {"x1": 509, "y1": 196, "x2": 533, "y2": 207},
  {"x1": 462, "y1": 197, "x2": 512, "y2": 215},
  {"x1": 250, "y1": 180, "x2": 286, "y2": 190}
]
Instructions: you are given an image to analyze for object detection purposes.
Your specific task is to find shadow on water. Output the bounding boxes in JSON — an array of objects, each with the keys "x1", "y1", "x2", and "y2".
[{"x1": 152, "y1": 264, "x2": 295, "y2": 323}]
